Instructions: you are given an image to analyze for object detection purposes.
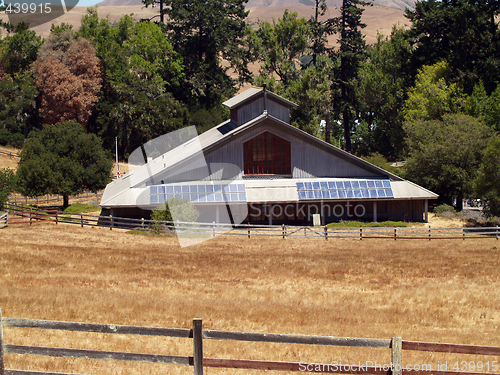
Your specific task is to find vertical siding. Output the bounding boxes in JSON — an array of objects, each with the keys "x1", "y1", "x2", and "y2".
[
  {"x1": 236, "y1": 98, "x2": 291, "y2": 125},
  {"x1": 202, "y1": 122, "x2": 381, "y2": 180},
  {"x1": 156, "y1": 121, "x2": 385, "y2": 183}
]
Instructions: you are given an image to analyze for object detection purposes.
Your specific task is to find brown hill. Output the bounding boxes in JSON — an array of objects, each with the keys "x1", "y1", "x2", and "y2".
[
  {"x1": 97, "y1": 0, "x2": 415, "y2": 11},
  {"x1": 0, "y1": 2, "x2": 409, "y2": 43}
]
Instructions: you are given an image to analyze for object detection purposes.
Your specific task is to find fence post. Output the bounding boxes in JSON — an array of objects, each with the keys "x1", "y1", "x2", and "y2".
[
  {"x1": 248, "y1": 221, "x2": 250, "y2": 239},
  {"x1": 391, "y1": 337, "x2": 402, "y2": 375},
  {"x1": 110, "y1": 215, "x2": 113, "y2": 230},
  {"x1": 360, "y1": 225, "x2": 362, "y2": 240},
  {"x1": 462, "y1": 224, "x2": 465, "y2": 240},
  {"x1": 324, "y1": 225, "x2": 328, "y2": 240},
  {"x1": 141, "y1": 218, "x2": 145, "y2": 230},
  {"x1": 56, "y1": 211, "x2": 58, "y2": 225},
  {"x1": 30, "y1": 207, "x2": 32, "y2": 226},
  {"x1": 429, "y1": 225, "x2": 431, "y2": 241},
  {"x1": 193, "y1": 318, "x2": 203, "y2": 375},
  {"x1": 282, "y1": 224, "x2": 285, "y2": 239},
  {"x1": 81, "y1": 213, "x2": 84, "y2": 228},
  {"x1": 0, "y1": 308, "x2": 5, "y2": 375},
  {"x1": 212, "y1": 222, "x2": 215, "y2": 237},
  {"x1": 394, "y1": 227, "x2": 396, "y2": 240},
  {"x1": 496, "y1": 225, "x2": 498, "y2": 240}
]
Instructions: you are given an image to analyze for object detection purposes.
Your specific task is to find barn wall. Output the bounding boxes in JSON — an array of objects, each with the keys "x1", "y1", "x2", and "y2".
[
  {"x1": 387, "y1": 200, "x2": 425, "y2": 222},
  {"x1": 235, "y1": 97, "x2": 291, "y2": 125},
  {"x1": 204, "y1": 122, "x2": 380, "y2": 180}
]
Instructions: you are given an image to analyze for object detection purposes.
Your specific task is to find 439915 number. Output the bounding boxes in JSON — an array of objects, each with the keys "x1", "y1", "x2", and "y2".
[{"x1": 5, "y1": 2, "x2": 52, "y2": 13}]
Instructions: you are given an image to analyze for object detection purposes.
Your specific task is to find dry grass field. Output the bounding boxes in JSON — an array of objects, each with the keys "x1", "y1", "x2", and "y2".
[{"x1": 1, "y1": 222, "x2": 500, "y2": 374}]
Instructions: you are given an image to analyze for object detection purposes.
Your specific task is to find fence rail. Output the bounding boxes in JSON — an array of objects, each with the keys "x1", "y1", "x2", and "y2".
[
  {"x1": 0, "y1": 212, "x2": 7, "y2": 228},
  {"x1": 2, "y1": 203, "x2": 500, "y2": 240},
  {"x1": 0, "y1": 148, "x2": 20, "y2": 160},
  {"x1": 1, "y1": 310, "x2": 500, "y2": 375},
  {"x1": 6, "y1": 191, "x2": 103, "y2": 206}
]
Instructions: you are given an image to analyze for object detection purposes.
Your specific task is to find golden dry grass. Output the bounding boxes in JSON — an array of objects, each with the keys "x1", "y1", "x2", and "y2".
[
  {"x1": 1, "y1": 222, "x2": 500, "y2": 374},
  {"x1": 0, "y1": 147, "x2": 20, "y2": 171}
]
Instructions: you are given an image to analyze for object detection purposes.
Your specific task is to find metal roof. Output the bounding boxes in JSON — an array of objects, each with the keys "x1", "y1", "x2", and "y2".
[
  {"x1": 222, "y1": 87, "x2": 298, "y2": 109},
  {"x1": 101, "y1": 88, "x2": 438, "y2": 208}
]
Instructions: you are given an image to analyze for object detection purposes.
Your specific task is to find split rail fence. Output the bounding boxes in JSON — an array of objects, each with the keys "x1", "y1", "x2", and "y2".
[
  {"x1": 1, "y1": 311, "x2": 500, "y2": 375},
  {"x1": 2, "y1": 203, "x2": 500, "y2": 241},
  {"x1": 7, "y1": 191, "x2": 103, "y2": 206}
]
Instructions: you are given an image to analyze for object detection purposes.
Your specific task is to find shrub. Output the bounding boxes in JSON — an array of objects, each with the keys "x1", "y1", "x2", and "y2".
[
  {"x1": 433, "y1": 203, "x2": 456, "y2": 216},
  {"x1": 150, "y1": 197, "x2": 199, "y2": 234}
]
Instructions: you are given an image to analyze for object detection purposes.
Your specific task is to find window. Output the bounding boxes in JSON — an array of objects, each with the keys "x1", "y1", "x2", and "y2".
[{"x1": 243, "y1": 131, "x2": 291, "y2": 175}]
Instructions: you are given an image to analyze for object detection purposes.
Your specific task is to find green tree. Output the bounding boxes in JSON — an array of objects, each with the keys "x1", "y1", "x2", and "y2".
[
  {"x1": 0, "y1": 168, "x2": 16, "y2": 208},
  {"x1": 330, "y1": 0, "x2": 371, "y2": 153},
  {"x1": 285, "y1": 55, "x2": 333, "y2": 138},
  {"x1": 16, "y1": 121, "x2": 113, "y2": 208},
  {"x1": 464, "y1": 82, "x2": 500, "y2": 131},
  {"x1": 252, "y1": 10, "x2": 311, "y2": 88},
  {"x1": 0, "y1": 22, "x2": 42, "y2": 76},
  {"x1": 309, "y1": 0, "x2": 334, "y2": 68},
  {"x1": 474, "y1": 136, "x2": 500, "y2": 217},
  {"x1": 0, "y1": 70, "x2": 39, "y2": 147},
  {"x1": 356, "y1": 26, "x2": 413, "y2": 160},
  {"x1": 403, "y1": 114, "x2": 494, "y2": 210},
  {"x1": 404, "y1": 0, "x2": 500, "y2": 94},
  {"x1": 403, "y1": 61, "x2": 464, "y2": 123},
  {"x1": 78, "y1": 10, "x2": 186, "y2": 157},
  {"x1": 160, "y1": 0, "x2": 251, "y2": 108}
]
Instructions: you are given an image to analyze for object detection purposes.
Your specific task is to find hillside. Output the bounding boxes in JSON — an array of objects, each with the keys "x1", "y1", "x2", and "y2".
[
  {"x1": 0, "y1": 2, "x2": 410, "y2": 43},
  {"x1": 97, "y1": 0, "x2": 415, "y2": 11}
]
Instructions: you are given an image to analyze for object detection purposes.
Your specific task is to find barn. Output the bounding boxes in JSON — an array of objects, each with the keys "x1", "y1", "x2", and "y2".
[{"x1": 100, "y1": 86, "x2": 438, "y2": 225}]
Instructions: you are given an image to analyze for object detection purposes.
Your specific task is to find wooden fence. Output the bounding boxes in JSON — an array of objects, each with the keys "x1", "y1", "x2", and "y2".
[
  {"x1": 1, "y1": 310, "x2": 500, "y2": 375},
  {"x1": 3, "y1": 203, "x2": 500, "y2": 240},
  {"x1": 0, "y1": 148, "x2": 20, "y2": 160},
  {"x1": 0, "y1": 212, "x2": 7, "y2": 228},
  {"x1": 7, "y1": 191, "x2": 103, "y2": 206}
]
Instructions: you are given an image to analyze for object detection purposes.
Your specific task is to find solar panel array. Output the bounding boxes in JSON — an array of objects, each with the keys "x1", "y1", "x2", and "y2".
[
  {"x1": 150, "y1": 183, "x2": 247, "y2": 204},
  {"x1": 296, "y1": 180, "x2": 394, "y2": 200}
]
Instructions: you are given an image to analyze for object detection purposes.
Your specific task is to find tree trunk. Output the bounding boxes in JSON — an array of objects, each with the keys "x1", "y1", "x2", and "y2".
[
  {"x1": 63, "y1": 195, "x2": 69, "y2": 209},
  {"x1": 325, "y1": 113, "x2": 331, "y2": 144},
  {"x1": 343, "y1": 107, "x2": 351, "y2": 153}
]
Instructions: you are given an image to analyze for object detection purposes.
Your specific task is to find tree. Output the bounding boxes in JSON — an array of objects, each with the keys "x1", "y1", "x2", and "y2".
[
  {"x1": 330, "y1": 0, "x2": 371, "y2": 153},
  {"x1": 309, "y1": 0, "x2": 334, "y2": 68},
  {"x1": 474, "y1": 136, "x2": 500, "y2": 217},
  {"x1": 403, "y1": 114, "x2": 494, "y2": 210},
  {"x1": 285, "y1": 55, "x2": 333, "y2": 138},
  {"x1": 404, "y1": 0, "x2": 500, "y2": 94},
  {"x1": 252, "y1": 10, "x2": 311, "y2": 89},
  {"x1": 160, "y1": 0, "x2": 251, "y2": 108},
  {"x1": 78, "y1": 11, "x2": 187, "y2": 157},
  {"x1": 32, "y1": 29, "x2": 102, "y2": 128},
  {"x1": 0, "y1": 21, "x2": 42, "y2": 76},
  {"x1": 356, "y1": 26, "x2": 413, "y2": 160},
  {"x1": 464, "y1": 82, "x2": 500, "y2": 132},
  {"x1": 0, "y1": 70, "x2": 39, "y2": 147},
  {"x1": 16, "y1": 121, "x2": 113, "y2": 208},
  {"x1": 402, "y1": 61, "x2": 464, "y2": 123},
  {"x1": 0, "y1": 168, "x2": 16, "y2": 208}
]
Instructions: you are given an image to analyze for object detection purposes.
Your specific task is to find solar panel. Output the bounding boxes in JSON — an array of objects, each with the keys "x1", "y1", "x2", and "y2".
[
  {"x1": 150, "y1": 182, "x2": 248, "y2": 205},
  {"x1": 296, "y1": 180, "x2": 394, "y2": 200}
]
